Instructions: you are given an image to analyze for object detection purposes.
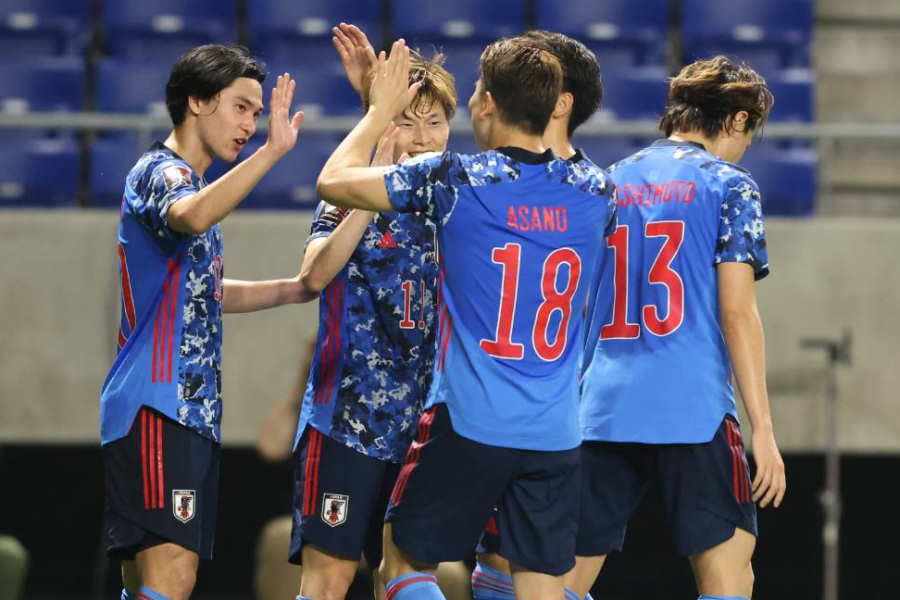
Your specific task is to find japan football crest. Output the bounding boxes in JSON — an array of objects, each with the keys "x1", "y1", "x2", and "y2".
[
  {"x1": 322, "y1": 493, "x2": 349, "y2": 527},
  {"x1": 173, "y1": 489, "x2": 196, "y2": 523}
]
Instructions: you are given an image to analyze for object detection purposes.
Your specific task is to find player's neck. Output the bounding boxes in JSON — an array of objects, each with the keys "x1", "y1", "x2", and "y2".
[
  {"x1": 669, "y1": 131, "x2": 714, "y2": 154},
  {"x1": 488, "y1": 122, "x2": 546, "y2": 155},
  {"x1": 165, "y1": 126, "x2": 213, "y2": 177},
  {"x1": 542, "y1": 120, "x2": 576, "y2": 160}
]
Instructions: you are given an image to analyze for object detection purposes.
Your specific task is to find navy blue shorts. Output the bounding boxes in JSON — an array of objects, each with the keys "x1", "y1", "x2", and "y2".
[
  {"x1": 103, "y1": 407, "x2": 220, "y2": 560},
  {"x1": 386, "y1": 404, "x2": 580, "y2": 576},
  {"x1": 577, "y1": 415, "x2": 758, "y2": 558},
  {"x1": 290, "y1": 426, "x2": 402, "y2": 567}
]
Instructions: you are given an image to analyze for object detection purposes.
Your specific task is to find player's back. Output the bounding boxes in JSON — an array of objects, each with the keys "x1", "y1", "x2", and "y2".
[
  {"x1": 581, "y1": 139, "x2": 768, "y2": 444},
  {"x1": 389, "y1": 147, "x2": 616, "y2": 451}
]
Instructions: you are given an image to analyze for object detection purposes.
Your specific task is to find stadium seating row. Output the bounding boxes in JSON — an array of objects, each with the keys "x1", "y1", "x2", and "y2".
[
  {"x1": 0, "y1": 132, "x2": 816, "y2": 216},
  {"x1": 0, "y1": 0, "x2": 813, "y2": 68},
  {"x1": 0, "y1": 57, "x2": 814, "y2": 122}
]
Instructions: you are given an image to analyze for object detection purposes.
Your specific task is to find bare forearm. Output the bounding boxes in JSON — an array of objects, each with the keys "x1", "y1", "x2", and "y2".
[
  {"x1": 169, "y1": 146, "x2": 280, "y2": 234},
  {"x1": 722, "y1": 307, "x2": 773, "y2": 434},
  {"x1": 222, "y1": 277, "x2": 314, "y2": 313},
  {"x1": 316, "y1": 109, "x2": 394, "y2": 210},
  {"x1": 301, "y1": 210, "x2": 374, "y2": 292}
]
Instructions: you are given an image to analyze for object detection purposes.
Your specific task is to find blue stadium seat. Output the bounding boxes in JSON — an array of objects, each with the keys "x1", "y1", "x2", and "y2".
[
  {"x1": 391, "y1": 0, "x2": 525, "y2": 43},
  {"x1": 0, "y1": 136, "x2": 80, "y2": 207},
  {"x1": 597, "y1": 67, "x2": 669, "y2": 120},
  {"x1": 438, "y1": 41, "x2": 485, "y2": 106},
  {"x1": 103, "y1": 0, "x2": 238, "y2": 62},
  {"x1": 90, "y1": 135, "x2": 162, "y2": 207},
  {"x1": 96, "y1": 60, "x2": 170, "y2": 115},
  {"x1": 535, "y1": 0, "x2": 669, "y2": 67},
  {"x1": 682, "y1": 0, "x2": 813, "y2": 69},
  {"x1": 0, "y1": 57, "x2": 84, "y2": 112},
  {"x1": 268, "y1": 63, "x2": 361, "y2": 116},
  {"x1": 249, "y1": 0, "x2": 381, "y2": 64},
  {"x1": 765, "y1": 68, "x2": 814, "y2": 122},
  {"x1": 213, "y1": 133, "x2": 342, "y2": 209},
  {"x1": 0, "y1": 0, "x2": 88, "y2": 56},
  {"x1": 742, "y1": 144, "x2": 817, "y2": 216}
]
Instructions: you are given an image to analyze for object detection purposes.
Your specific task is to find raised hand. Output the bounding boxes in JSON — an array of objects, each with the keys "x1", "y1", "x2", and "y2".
[
  {"x1": 371, "y1": 124, "x2": 400, "y2": 167},
  {"x1": 332, "y1": 22, "x2": 377, "y2": 94},
  {"x1": 264, "y1": 73, "x2": 305, "y2": 159},
  {"x1": 368, "y1": 39, "x2": 422, "y2": 122}
]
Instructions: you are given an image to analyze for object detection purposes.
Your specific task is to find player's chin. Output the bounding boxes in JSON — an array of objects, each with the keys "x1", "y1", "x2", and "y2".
[{"x1": 217, "y1": 144, "x2": 244, "y2": 163}]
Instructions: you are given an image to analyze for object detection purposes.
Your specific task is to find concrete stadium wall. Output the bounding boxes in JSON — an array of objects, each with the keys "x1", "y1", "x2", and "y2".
[{"x1": 0, "y1": 210, "x2": 898, "y2": 451}]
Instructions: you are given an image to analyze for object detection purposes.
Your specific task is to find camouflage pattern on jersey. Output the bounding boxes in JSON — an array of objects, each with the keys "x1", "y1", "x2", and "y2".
[
  {"x1": 386, "y1": 149, "x2": 617, "y2": 223},
  {"x1": 299, "y1": 203, "x2": 439, "y2": 462},
  {"x1": 128, "y1": 146, "x2": 225, "y2": 441}
]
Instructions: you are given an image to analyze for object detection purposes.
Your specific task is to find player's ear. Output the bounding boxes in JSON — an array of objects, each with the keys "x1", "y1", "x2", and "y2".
[
  {"x1": 187, "y1": 93, "x2": 220, "y2": 117},
  {"x1": 552, "y1": 92, "x2": 574, "y2": 119},
  {"x1": 480, "y1": 90, "x2": 497, "y2": 118}
]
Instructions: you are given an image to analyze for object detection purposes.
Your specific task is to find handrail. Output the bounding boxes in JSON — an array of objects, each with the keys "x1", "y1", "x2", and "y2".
[{"x1": 2, "y1": 111, "x2": 900, "y2": 139}]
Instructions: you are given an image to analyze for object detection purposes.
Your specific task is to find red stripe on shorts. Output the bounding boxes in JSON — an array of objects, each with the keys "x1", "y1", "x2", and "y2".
[
  {"x1": 156, "y1": 413, "x2": 165, "y2": 509},
  {"x1": 303, "y1": 429, "x2": 324, "y2": 516},
  {"x1": 390, "y1": 408, "x2": 435, "y2": 506},
  {"x1": 140, "y1": 408, "x2": 150, "y2": 509}
]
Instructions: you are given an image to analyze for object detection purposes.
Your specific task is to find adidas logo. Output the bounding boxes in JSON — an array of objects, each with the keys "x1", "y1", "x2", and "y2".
[{"x1": 379, "y1": 232, "x2": 398, "y2": 249}]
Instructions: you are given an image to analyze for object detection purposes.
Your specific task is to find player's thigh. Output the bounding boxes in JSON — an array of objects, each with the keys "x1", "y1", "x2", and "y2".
[
  {"x1": 496, "y1": 445, "x2": 580, "y2": 577},
  {"x1": 657, "y1": 416, "x2": 757, "y2": 558},
  {"x1": 688, "y1": 527, "x2": 756, "y2": 597},
  {"x1": 290, "y1": 427, "x2": 392, "y2": 566},
  {"x1": 510, "y1": 567, "x2": 564, "y2": 600},
  {"x1": 436, "y1": 561, "x2": 474, "y2": 600},
  {"x1": 386, "y1": 404, "x2": 516, "y2": 567},
  {"x1": 575, "y1": 441, "x2": 648, "y2": 559},
  {"x1": 135, "y1": 542, "x2": 200, "y2": 599}
]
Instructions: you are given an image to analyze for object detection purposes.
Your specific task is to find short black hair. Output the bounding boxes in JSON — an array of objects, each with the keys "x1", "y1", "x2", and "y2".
[
  {"x1": 519, "y1": 30, "x2": 602, "y2": 136},
  {"x1": 166, "y1": 44, "x2": 266, "y2": 126}
]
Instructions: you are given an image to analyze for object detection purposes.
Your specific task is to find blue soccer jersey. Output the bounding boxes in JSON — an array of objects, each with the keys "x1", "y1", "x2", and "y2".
[
  {"x1": 100, "y1": 142, "x2": 225, "y2": 445},
  {"x1": 581, "y1": 139, "x2": 769, "y2": 444},
  {"x1": 384, "y1": 147, "x2": 617, "y2": 451},
  {"x1": 294, "y1": 203, "x2": 440, "y2": 462}
]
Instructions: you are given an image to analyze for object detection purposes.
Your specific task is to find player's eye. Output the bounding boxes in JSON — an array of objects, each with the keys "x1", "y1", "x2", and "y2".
[
  {"x1": 236, "y1": 104, "x2": 246, "y2": 112},
  {"x1": 429, "y1": 121, "x2": 442, "y2": 127},
  {"x1": 398, "y1": 122, "x2": 414, "y2": 129}
]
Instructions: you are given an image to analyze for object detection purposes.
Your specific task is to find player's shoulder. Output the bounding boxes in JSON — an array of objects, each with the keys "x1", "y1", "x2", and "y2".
[
  {"x1": 127, "y1": 142, "x2": 195, "y2": 192},
  {"x1": 546, "y1": 153, "x2": 616, "y2": 200}
]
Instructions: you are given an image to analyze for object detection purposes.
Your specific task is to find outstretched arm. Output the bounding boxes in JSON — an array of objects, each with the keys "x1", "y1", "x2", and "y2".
[
  {"x1": 718, "y1": 262, "x2": 786, "y2": 508},
  {"x1": 317, "y1": 40, "x2": 421, "y2": 211},
  {"x1": 301, "y1": 126, "x2": 402, "y2": 292},
  {"x1": 221, "y1": 276, "x2": 316, "y2": 314},
  {"x1": 168, "y1": 74, "x2": 305, "y2": 234}
]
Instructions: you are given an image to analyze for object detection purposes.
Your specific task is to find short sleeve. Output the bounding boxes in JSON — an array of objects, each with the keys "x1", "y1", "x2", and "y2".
[
  {"x1": 714, "y1": 174, "x2": 769, "y2": 280},
  {"x1": 383, "y1": 151, "x2": 459, "y2": 224},
  {"x1": 129, "y1": 159, "x2": 199, "y2": 243},
  {"x1": 604, "y1": 185, "x2": 619, "y2": 237},
  {"x1": 307, "y1": 200, "x2": 350, "y2": 246}
]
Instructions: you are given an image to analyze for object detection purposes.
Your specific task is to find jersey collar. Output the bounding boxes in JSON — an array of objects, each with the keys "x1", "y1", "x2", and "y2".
[
  {"x1": 495, "y1": 146, "x2": 555, "y2": 164},
  {"x1": 651, "y1": 138, "x2": 707, "y2": 152}
]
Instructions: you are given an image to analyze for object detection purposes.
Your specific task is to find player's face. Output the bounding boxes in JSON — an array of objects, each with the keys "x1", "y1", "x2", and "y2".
[
  {"x1": 392, "y1": 103, "x2": 450, "y2": 161},
  {"x1": 468, "y1": 79, "x2": 491, "y2": 151},
  {"x1": 196, "y1": 76, "x2": 264, "y2": 163}
]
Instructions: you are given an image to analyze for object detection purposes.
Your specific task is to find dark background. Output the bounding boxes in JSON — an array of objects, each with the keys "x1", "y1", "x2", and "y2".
[{"x1": 2, "y1": 447, "x2": 898, "y2": 599}]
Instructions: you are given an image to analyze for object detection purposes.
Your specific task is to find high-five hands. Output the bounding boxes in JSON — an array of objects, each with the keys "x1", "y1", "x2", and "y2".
[
  {"x1": 263, "y1": 73, "x2": 305, "y2": 158},
  {"x1": 332, "y1": 22, "x2": 378, "y2": 94},
  {"x1": 368, "y1": 39, "x2": 422, "y2": 122}
]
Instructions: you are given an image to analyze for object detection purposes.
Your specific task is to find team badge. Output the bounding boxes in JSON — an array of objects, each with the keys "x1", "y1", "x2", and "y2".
[
  {"x1": 321, "y1": 493, "x2": 349, "y2": 527},
  {"x1": 172, "y1": 489, "x2": 196, "y2": 523},
  {"x1": 162, "y1": 165, "x2": 192, "y2": 190}
]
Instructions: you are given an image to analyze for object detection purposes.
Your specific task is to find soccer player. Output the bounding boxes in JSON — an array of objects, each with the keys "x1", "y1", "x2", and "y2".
[
  {"x1": 100, "y1": 44, "x2": 311, "y2": 600},
  {"x1": 288, "y1": 29, "x2": 459, "y2": 600},
  {"x1": 568, "y1": 56, "x2": 787, "y2": 600},
  {"x1": 469, "y1": 30, "x2": 605, "y2": 600},
  {"x1": 316, "y1": 38, "x2": 617, "y2": 600}
]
